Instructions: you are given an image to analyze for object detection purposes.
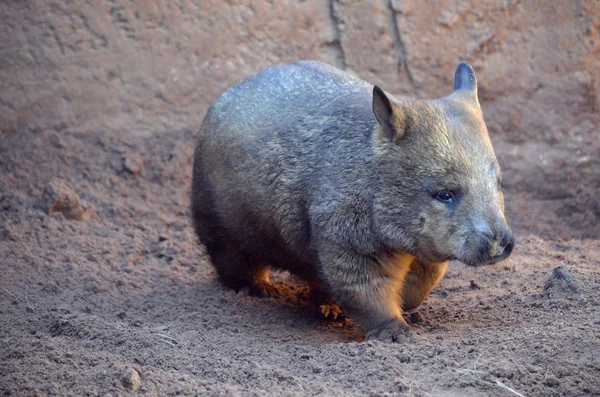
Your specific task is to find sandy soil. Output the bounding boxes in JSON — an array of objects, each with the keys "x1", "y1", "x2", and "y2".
[{"x1": 1, "y1": 128, "x2": 599, "y2": 396}]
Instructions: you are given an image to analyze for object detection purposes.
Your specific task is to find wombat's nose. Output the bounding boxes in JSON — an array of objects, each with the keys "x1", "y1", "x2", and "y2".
[{"x1": 497, "y1": 229, "x2": 515, "y2": 258}]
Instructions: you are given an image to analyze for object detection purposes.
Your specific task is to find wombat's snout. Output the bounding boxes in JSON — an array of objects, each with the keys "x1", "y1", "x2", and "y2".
[{"x1": 485, "y1": 228, "x2": 515, "y2": 265}]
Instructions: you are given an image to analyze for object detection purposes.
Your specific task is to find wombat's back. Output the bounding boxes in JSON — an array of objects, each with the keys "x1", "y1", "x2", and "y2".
[
  {"x1": 192, "y1": 61, "x2": 377, "y2": 280},
  {"x1": 202, "y1": 61, "x2": 372, "y2": 142}
]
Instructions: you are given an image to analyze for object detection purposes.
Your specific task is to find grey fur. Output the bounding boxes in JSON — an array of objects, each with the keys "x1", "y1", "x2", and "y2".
[{"x1": 191, "y1": 61, "x2": 514, "y2": 342}]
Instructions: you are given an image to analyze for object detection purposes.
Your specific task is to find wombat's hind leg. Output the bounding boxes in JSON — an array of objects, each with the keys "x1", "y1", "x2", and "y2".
[
  {"x1": 244, "y1": 266, "x2": 281, "y2": 298},
  {"x1": 208, "y1": 238, "x2": 280, "y2": 298},
  {"x1": 309, "y1": 283, "x2": 344, "y2": 321}
]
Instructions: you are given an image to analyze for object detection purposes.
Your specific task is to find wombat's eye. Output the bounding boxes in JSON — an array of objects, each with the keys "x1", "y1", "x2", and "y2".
[{"x1": 435, "y1": 190, "x2": 455, "y2": 204}]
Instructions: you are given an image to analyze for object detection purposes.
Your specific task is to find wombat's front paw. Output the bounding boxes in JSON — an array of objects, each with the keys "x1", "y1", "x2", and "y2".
[{"x1": 365, "y1": 320, "x2": 413, "y2": 343}]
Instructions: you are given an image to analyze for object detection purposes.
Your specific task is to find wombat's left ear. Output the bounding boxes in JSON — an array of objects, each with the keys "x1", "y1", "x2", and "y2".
[
  {"x1": 453, "y1": 62, "x2": 478, "y2": 102},
  {"x1": 372, "y1": 86, "x2": 408, "y2": 141}
]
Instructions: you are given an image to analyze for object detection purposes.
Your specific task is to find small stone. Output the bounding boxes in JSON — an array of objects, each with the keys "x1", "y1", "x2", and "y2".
[
  {"x1": 111, "y1": 143, "x2": 128, "y2": 154},
  {"x1": 121, "y1": 368, "x2": 141, "y2": 391},
  {"x1": 543, "y1": 374, "x2": 560, "y2": 387},
  {"x1": 437, "y1": 8, "x2": 460, "y2": 27},
  {"x1": 123, "y1": 155, "x2": 143, "y2": 175},
  {"x1": 395, "y1": 379, "x2": 410, "y2": 392},
  {"x1": 470, "y1": 280, "x2": 482, "y2": 289},
  {"x1": 41, "y1": 179, "x2": 90, "y2": 221}
]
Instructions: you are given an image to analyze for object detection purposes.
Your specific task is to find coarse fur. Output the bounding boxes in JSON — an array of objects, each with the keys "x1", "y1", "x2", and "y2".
[{"x1": 191, "y1": 61, "x2": 514, "y2": 342}]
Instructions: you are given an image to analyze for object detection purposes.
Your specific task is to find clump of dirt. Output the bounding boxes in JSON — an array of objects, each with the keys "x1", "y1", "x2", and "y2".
[
  {"x1": 542, "y1": 266, "x2": 587, "y2": 298},
  {"x1": 1, "y1": 129, "x2": 599, "y2": 396},
  {"x1": 121, "y1": 367, "x2": 142, "y2": 391},
  {"x1": 41, "y1": 179, "x2": 92, "y2": 221}
]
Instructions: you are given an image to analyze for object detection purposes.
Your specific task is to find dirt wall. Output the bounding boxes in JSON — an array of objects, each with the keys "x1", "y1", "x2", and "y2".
[
  {"x1": 3, "y1": 0, "x2": 599, "y2": 235},
  {"x1": 2, "y1": 0, "x2": 598, "y2": 140}
]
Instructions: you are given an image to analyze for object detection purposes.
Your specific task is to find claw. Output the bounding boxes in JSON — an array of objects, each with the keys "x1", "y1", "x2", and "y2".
[{"x1": 319, "y1": 303, "x2": 343, "y2": 321}]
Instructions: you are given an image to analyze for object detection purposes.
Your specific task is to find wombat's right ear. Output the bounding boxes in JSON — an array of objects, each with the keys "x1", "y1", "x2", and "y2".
[
  {"x1": 372, "y1": 86, "x2": 406, "y2": 141},
  {"x1": 453, "y1": 62, "x2": 478, "y2": 101}
]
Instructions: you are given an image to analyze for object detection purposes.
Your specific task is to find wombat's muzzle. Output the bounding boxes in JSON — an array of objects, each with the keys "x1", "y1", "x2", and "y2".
[
  {"x1": 462, "y1": 228, "x2": 515, "y2": 267},
  {"x1": 486, "y1": 228, "x2": 515, "y2": 265}
]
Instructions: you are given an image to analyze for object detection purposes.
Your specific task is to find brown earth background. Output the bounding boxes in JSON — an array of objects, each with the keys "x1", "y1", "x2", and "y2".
[{"x1": 1, "y1": 1, "x2": 599, "y2": 396}]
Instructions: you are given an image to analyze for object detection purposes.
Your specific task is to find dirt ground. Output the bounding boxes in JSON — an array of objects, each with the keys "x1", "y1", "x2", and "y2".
[{"x1": 1, "y1": 128, "x2": 599, "y2": 396}]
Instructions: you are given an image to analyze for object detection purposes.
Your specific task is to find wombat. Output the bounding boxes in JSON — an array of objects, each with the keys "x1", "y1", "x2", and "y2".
[{"x1": 191, "y1": 61, "x2": 514, "y2": 342}]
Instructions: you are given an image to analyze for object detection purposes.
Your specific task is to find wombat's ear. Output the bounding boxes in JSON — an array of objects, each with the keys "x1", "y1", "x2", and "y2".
[
  {"x1": 453, "y1": 62, "x2": 478, "y2": 101},
  {"x1": 372, "y1": 86, "x2": 406, "y2": 141}
]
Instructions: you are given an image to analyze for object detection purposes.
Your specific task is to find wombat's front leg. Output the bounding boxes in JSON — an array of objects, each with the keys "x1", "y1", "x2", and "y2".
[
  {"x1": 319, "y1": 245, "x2": 414, "y2": 342},
  {"x1": 401, "y1": 260, "x2": 448, "y2": 311}
]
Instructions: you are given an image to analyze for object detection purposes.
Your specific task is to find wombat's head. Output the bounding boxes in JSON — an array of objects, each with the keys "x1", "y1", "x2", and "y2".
[{"x1": 371, "y1": 63, "x2": 514, "y2": 266}]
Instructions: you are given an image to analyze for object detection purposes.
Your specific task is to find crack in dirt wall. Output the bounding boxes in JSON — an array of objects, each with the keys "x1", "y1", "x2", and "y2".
[
  {"x1": 327, "y1": 0, "x2": 346, "y2": 70},
  {"x1": 384, "y1": 0, "x2": 415, "y2": 88}
]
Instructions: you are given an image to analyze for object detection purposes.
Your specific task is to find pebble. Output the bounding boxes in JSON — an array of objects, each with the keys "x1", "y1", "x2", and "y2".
[
  {"x1": 543, "y1": 374, "x2": 560, "y2": 387},
  {"x1": 41, "y1": 179, "x2": 90, "y2": 221},
  {"x1": 121, "y1": 367, "x2": 141, "y2": 391},
  {"x1": 123, "y1": 155, "x2": 143, "y2": 176},
  {"x1": 470, "y1": 280, "x2": 482, "y2": 289}
]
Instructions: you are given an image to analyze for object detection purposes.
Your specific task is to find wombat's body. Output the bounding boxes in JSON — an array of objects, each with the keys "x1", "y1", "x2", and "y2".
[{"x1": 192, "y1": 61, "x2": 514, "y2": 342}]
